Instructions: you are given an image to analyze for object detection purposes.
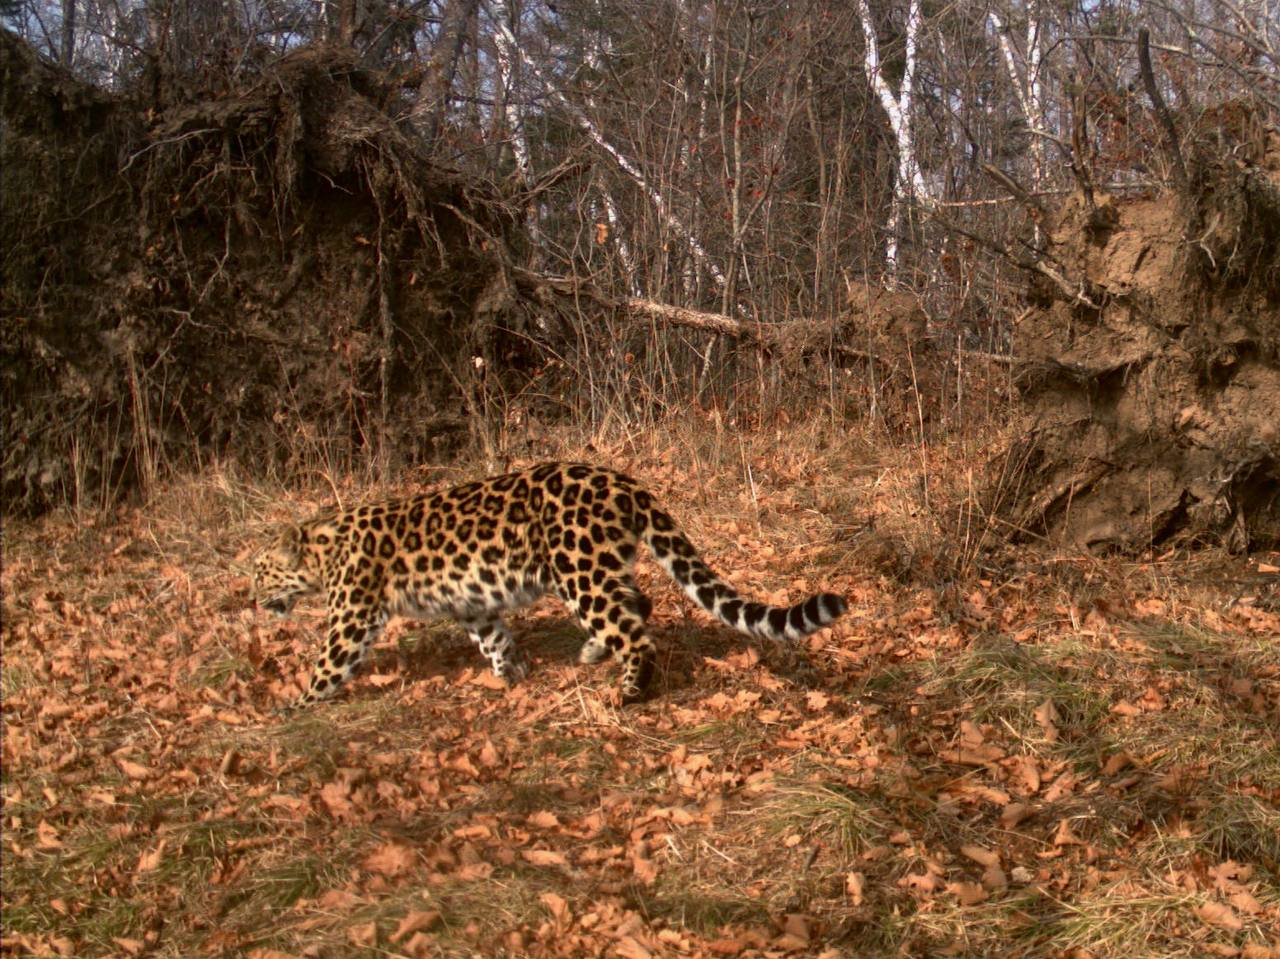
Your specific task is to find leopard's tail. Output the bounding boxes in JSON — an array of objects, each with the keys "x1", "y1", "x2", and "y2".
[{"x1": 639, "y1": 501, "x2": 846, "y2": 642}]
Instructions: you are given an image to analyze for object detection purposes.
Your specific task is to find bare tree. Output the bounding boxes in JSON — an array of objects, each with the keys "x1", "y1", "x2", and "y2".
[
  {"x1": 5, "y1": 0, "x2": 1277, "y2": 386},
  {"x1": 416, "y1": 0, "x2": 480, "y2": 145},
  {"x1": 856, "y1": 0, "x2": 928, "y2": 283},
  {"x1": 987, "y1": 1, "x2": 1049, "y2": 188}
]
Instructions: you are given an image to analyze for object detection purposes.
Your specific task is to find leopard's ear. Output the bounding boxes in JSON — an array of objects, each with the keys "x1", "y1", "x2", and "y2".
[{"x1": 274, "y1": 524, "x2": 304, "y2": 561}]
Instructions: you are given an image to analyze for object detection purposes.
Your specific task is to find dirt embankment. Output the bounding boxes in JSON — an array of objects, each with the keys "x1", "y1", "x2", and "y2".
[
  {"x1": 1001, "y1": 123, "x2": 1280, "y2": 552},
  {"x1": 2, "y1": 31, "x2": 525, "y2": 513}
]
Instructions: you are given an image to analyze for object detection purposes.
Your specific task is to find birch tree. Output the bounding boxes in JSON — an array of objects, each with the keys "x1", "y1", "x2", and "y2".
[
  {"x1": 582, "y1": 0, "x2": 639, "y2": 293},
  {"x1": 856, "y1": 0, "x2": 927, "y2": 283},
  {"x1": 987, "y1": 1, "x2": 1047, "y2": 188},
  {"x1": 679, "y1": 0, "x2": 714, "y2": 303},
  {"x1": 488, "y1": 0, "x2": 540, "y2": 246}
]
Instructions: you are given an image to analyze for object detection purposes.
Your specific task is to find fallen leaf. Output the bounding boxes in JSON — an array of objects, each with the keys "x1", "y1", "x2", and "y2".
[
  {"x1": 540, "y1": 891, "x2": 570, "y2": 925},
  {"x1": 117, "y1": 759, "x2": 152, "y2": 781},
  {"x1": 1053, "y1": 819, "x2": 1084, "y2": 847},
  {"x1": 706, "y1": 939, "x2": 749, "y2": 956},
  {"x1": 947, "y1": 881, "x2": 988, "y2": 905},
  {"x1": 347, "y1": 922, "x2": 378, "y2": 946},
  {"x1": 899, "y1": 870, "x2": 941, "y2": 894},
  {"x1": 981, "y1": 863, "x2": 1008, "y2": 891},
  {"x1": 631, "y1": 853, "x2": 659, "y2": 885},
  {"x1": 1229, "y1": 890, "x2": 1262, "y2": 915},
  {"x1": 781, "y1": 913, "x2": 811, "y2": 942},
  {"x1": 1008, "y1": 756, "x2": 1042, "y2": 795},
  {"x1": 939, "y1": 744, "x2": 1006, "y2": 766},
  {"x1": 1209, "y1": 861, "x2": 1253, "y2": 886},
  {"x1": 703, "y1": 691, "x2": 733, "y2": 711},
  {"x1": 319, "y1": 781, "x2": 354, "y2": 819},
  {"x1": 468, "y1": 670, "x2": 507, "y2": 690},
  {"x1": 363, "y1": 842, "x2": 416, "y2": 878},
  {"x1": 454, "y1": 862, "x2": 492, "y2": 880},
  {"x1": 845, "y1": 871, "x2": 865, "y2": 906},
  {"x1": 402, "y1": 932, "x2": 435, "y2": 957},
  {"x1": 1139, "y1": 687, "x2": 1166, "y2": 711},
  {"x1": 526, "y1": 810, "x2": 560, "y2": 830},
  {"x1": 615, "y1": 937, "x2": 653, "y2": 959},
  {"x1": 961, "y1": 783, "x2": 1011, "y2": 805},
  {"x1": 521, "y1": 849, "x2": 568, "y2": 867},
  {"x1": 778, "y1": 911, "x2": 808, "y2": 942},
  {"x1": 1042, "y1": 772, "x2": 1077, "y2": 803},
  {"x1": 999, "y1": 803, "x2": 1033, "y2": 829},
  {"x1": 959, "y1": 720, "x2": 986, "y2": 746},
  {"x1": 390, "y1": 909, "x2": 440, "y2": 943},
  {"x1": 136, "y1": 839, "x2": 166, "y2": 873},
  {"x1": 36, "y1": 820, "x2": 61, "y2": 850},
  {"x1": 1101, "y1": 752, "x2": 1133, "y2": 776},
  {"x1": 960, "y1": 844, "x2": 1000, "y2": 868},
  {"x1": 1034, "y1": 699, "x2": 1060, "y2": 742},
  {"x1": 1197, "y1": 901, "x2": 1244, "y2": 931}
]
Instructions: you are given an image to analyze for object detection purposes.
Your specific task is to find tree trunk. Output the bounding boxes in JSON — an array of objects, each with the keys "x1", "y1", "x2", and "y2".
[
  {"x1": 489, "y1": 0, "x2": 540, "y2": 251},
  {"x1": 857, "y1": 0, "x2": 925, "y2": 285},
  {"x1": 417, "y1": 0, "x2": 480, "y2": 145},
  {"x1": 60, "y1": 0, "x2": 75, "y2": 67}
]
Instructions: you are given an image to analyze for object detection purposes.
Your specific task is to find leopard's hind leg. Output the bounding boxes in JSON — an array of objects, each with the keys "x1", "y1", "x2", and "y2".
[{"x1": 555, "y1": 569, "x2": 655, "y2": 703}]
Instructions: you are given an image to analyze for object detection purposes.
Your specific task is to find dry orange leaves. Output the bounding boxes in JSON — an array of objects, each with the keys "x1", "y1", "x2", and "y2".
[{"x1": 3, "y1": 488, "x2": 1279, "y2": 958}]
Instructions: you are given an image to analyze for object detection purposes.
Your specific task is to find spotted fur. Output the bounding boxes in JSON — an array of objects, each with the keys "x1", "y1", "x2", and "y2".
[{"x1": 252, "y1": 463, "x2": 846, "y2": 705}]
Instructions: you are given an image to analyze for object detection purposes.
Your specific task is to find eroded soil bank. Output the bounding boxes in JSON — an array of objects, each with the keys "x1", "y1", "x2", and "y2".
[{"x1": 1001, "y1": 124, "x2": 1280, "y2": 552}]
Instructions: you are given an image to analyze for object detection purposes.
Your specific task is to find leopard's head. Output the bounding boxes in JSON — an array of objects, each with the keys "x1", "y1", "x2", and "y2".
[{"x1": 252, "y1": 525, "x2": 319, "y2": 616}]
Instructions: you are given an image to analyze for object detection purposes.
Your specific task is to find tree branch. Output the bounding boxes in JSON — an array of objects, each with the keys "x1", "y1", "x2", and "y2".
[
  {"x1": 1138, "y1": 27, "x2": 1189, "y2": 189},
  {"x1": 484, "y1": 0, "x2": 725, "y2": 286},
  {"x1": 924, "y1": 208, "x2": 1101, "y2": 310}
]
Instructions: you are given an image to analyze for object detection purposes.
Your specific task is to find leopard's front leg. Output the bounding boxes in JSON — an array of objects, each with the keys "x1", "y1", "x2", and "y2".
[{"x1": 295, "y1": 599, "x2": 386, "y2": 707}]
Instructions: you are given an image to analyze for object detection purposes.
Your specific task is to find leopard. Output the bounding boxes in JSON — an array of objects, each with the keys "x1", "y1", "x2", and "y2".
[{"x1": 252, "y1": 462, "x2": 847, "y2": 706}]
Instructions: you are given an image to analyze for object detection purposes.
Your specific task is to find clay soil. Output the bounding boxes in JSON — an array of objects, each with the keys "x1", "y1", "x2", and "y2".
[{"x1": 1000, "y1": 124, "x2": 1280, "y2": 553}]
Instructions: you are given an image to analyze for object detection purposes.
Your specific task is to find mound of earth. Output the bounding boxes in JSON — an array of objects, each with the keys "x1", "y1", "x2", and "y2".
[
  {"x1": 1000, "y1": 124, "x2": 1280, "y2": 552},
  {"x1": 1, "y1": 31, "x2": 525, "y2": 513}
]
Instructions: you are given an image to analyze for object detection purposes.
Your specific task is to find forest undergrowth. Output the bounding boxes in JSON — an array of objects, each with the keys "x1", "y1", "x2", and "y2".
[{"x1": 3, "y1": 416, "x2": 1279, "y2": 958}]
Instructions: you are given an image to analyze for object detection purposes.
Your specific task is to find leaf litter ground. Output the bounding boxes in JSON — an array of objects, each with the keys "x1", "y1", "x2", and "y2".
[{"x1": 3, "y1": 438, "x2": 1279, "y2": 958}]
